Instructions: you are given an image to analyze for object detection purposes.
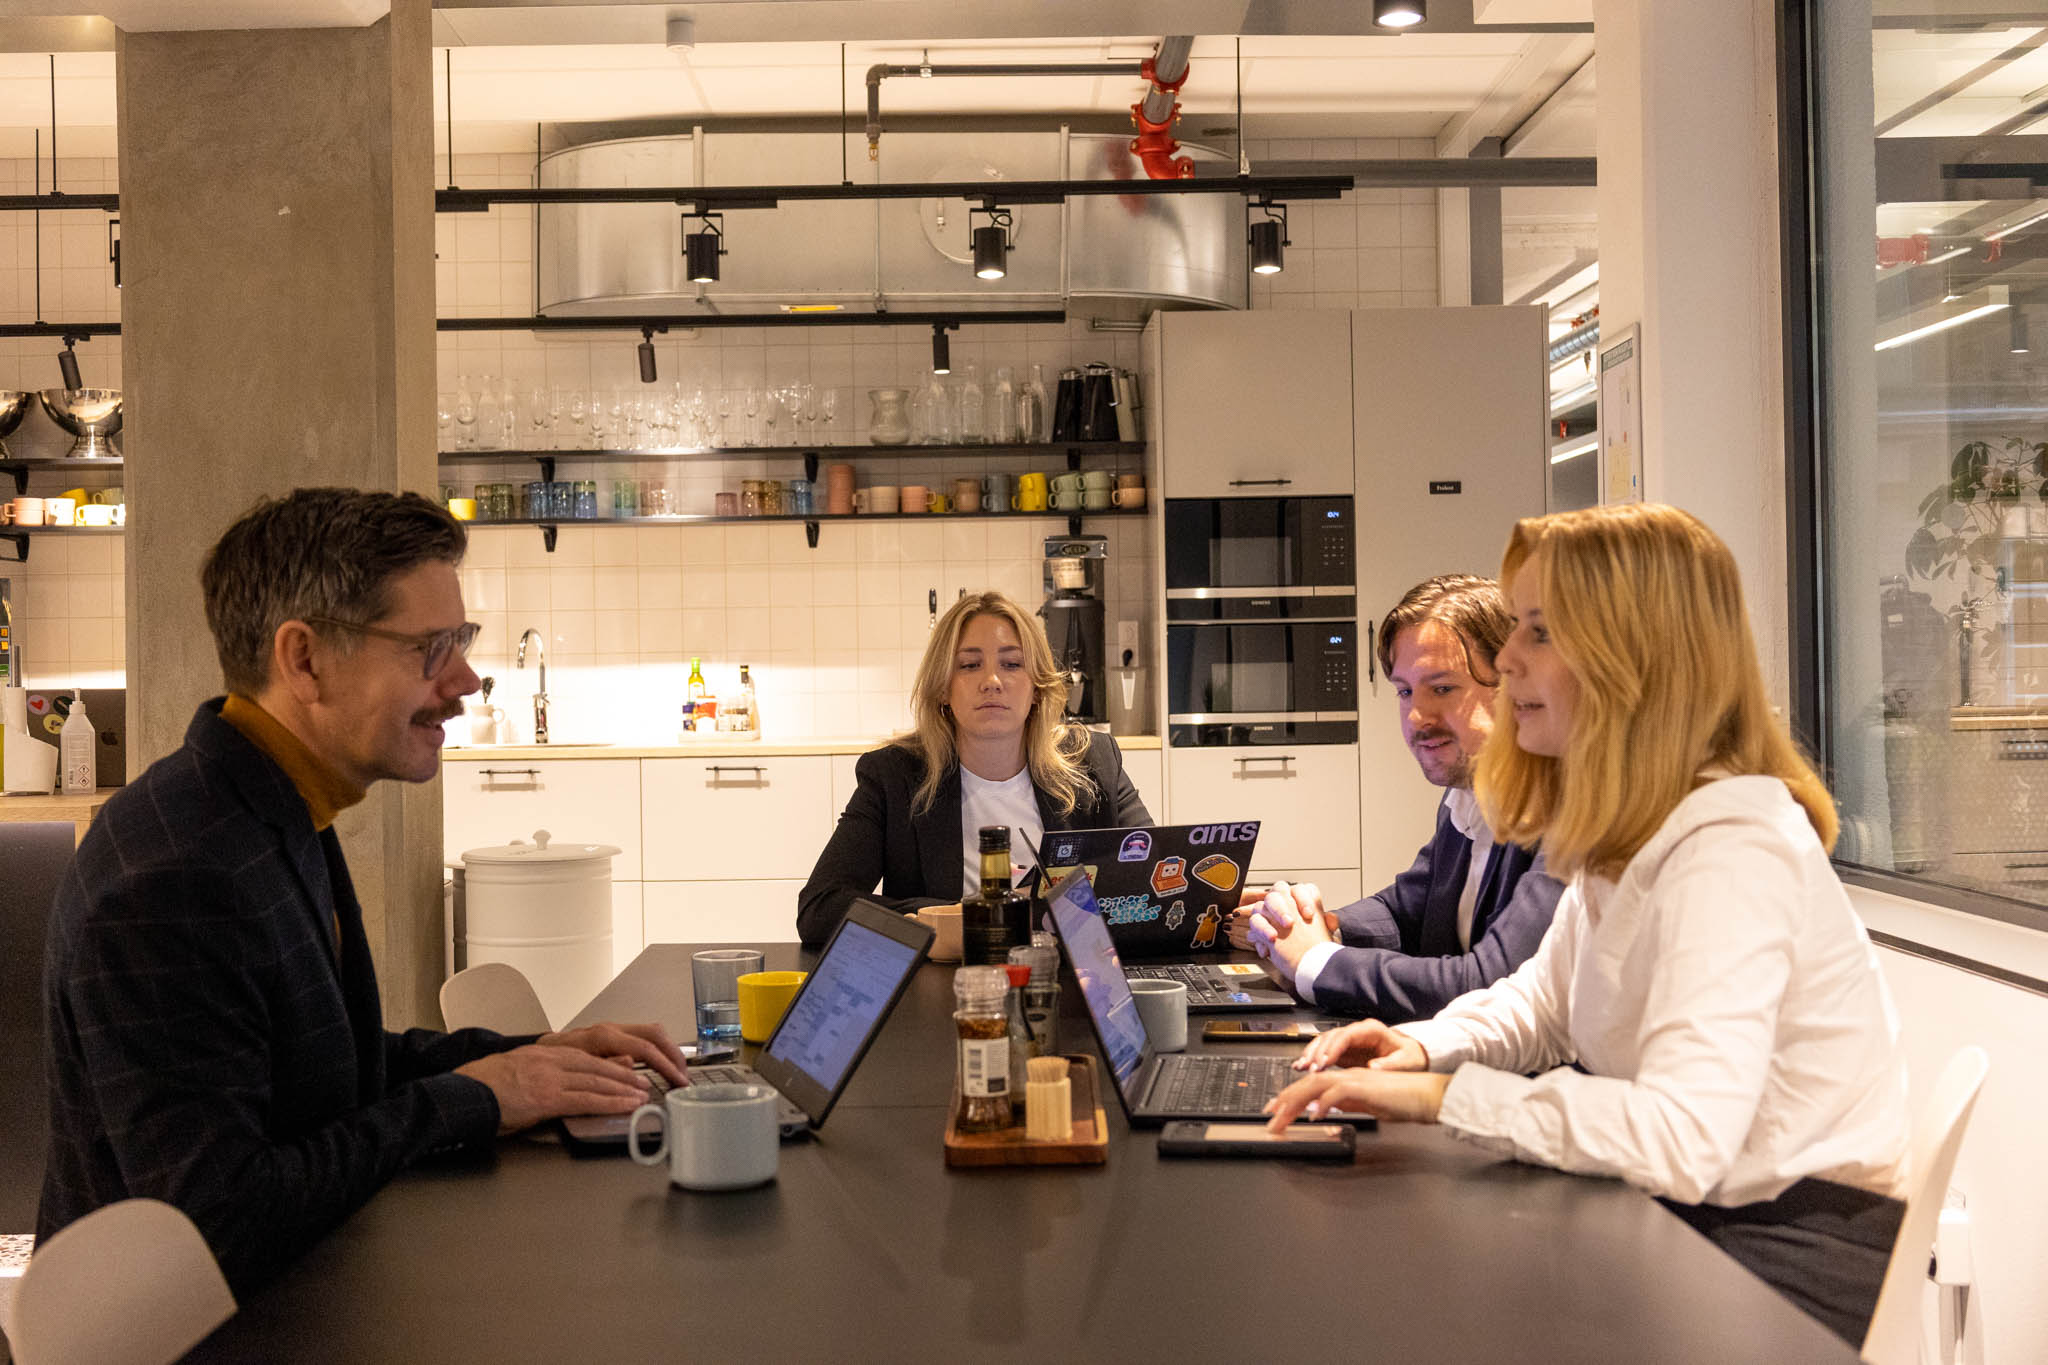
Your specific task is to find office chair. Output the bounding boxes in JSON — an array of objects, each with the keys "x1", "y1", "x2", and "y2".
[
  {"x1": 0, "y1": 823, "x2": 77, "y2": 1233},
  {"x1": 1861, "y1": 1046, "x2": 1991, "y2": 1365},
  {"x1": 440, "y1": 960, "x2": 554, "y2": 1034},
  {"x1": 4, "y1": 1199, "x2": 234, "y2": 1365}
]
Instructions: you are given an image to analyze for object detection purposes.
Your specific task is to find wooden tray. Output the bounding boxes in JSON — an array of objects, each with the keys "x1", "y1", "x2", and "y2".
[{"x1": 943, "y1": 1053, "x2": 1108, "y2": 1167}]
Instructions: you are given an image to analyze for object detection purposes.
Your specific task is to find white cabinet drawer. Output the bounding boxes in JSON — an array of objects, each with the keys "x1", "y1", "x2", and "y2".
[
  {"x1": 1165, "y1": 746, "x2": 1359, "y2": 870},
  {"x1": 641, "y1": 756, "x2": 834, "y2": 882},
  {"x1": 443, "y1": 758, "x2": 643, "y2": 880},
  {"x1": 643, "y1": 880, "x2": 805, "y2": 945},
  {"x1": 1245, "y1": 867, "x2": 1365, "y2": 910}
]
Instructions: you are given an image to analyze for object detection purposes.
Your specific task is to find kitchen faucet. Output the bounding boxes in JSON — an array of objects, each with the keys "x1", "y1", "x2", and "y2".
[{"x1": 516, "y1": 627, "x2": 548, "y2": 744}]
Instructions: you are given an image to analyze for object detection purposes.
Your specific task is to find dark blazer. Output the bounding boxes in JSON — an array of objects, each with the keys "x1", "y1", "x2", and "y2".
[
  {"x1": 797, "y1": 730, "x2": 1152, "y2": 946},
  {"x1": 38, "y1": 700, "x2": 525, "y2": 1294},
  {"x1": 1314, "y1": 797, "x2": 1563, "y2": 1023}
]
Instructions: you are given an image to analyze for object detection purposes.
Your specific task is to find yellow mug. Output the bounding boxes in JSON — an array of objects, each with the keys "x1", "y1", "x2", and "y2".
[
  {"x1": 736, "y1": 970, "x2": 808, "y2": 1043},
  {"x1": 447, "y1": 497, "x2": 477, "y2": 521},
  {"x1": 1016, "y1": 472, "x2": 1049, "y2": 512}
]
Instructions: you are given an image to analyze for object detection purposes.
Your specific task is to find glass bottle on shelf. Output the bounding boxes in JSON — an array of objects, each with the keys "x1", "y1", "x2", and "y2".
[
  {"x1": 475, "y1": 377, "x2": 502, "y2": 450},
  {"x1": 959, "y1": 364, "x2": 986, "y2": 444},
  {"x1": 1019, "y1": 364, "x2": 1049, "y2": 443},
  {"x1": 990, "y1": 367, "x2": 1019, "y2": 444}
]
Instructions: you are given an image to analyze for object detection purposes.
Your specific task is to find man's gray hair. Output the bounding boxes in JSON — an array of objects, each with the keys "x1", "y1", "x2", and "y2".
[{"x1": 201, "y1": 487, "x2": 466, "y2": 695}]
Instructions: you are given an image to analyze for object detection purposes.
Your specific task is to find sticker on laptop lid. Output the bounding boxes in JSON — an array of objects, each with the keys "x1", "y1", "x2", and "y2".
[
  {"x1": 1191, "y1": 854, "x2": 1240, "y2": 890},
  {"x1": 1118, "y1": 831, "x2": 1152, "y2": 862},
  {"x1": 1191, "y1": 905, "x2": 1221, "y2": 947},
  {"x1": 1150, "y1": 856, "x2": 1188, "y2": 896},
  {"x1": 1164, "y1": 899, "x2": 1187, "y2": 931}
]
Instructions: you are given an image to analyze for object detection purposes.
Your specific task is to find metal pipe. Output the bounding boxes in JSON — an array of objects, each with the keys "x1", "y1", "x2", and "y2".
[
  {"x1": 1547, "y1": 319, "x2": 1600, "y2": 366},
  {"x1": 865, "y1": 60, "x2": 1143, "y2": 157},
  {"x1": 1139, "y1": 36, "x2": 1194, "y2": 127}
]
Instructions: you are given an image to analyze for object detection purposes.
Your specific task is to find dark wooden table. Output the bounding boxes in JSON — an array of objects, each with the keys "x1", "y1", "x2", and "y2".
[{"x1": 193, "y1": 943, "x2": 1859, "y2": 1362}]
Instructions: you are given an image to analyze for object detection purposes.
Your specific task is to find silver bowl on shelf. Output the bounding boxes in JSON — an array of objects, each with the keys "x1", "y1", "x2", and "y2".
[
  {"x1": 37, "y1": 388, "x2": 122, "y2": 460},
  {"x1": 0, "y1": 391, "x2": 29, "y2": 459}
]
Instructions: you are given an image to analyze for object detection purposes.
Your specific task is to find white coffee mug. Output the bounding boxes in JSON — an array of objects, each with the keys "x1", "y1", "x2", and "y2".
[
  {"x1": 1127, "y1": 978, "x2": 1188, "y2": 1052},
  {"x1": 42, "y1": 497, "x2": 75, "y2": 527},
  {"x1": 466, "y1": 703, "x2": 506, "y2": 746},
  {"x1": 628, "y1": 1083, "x2": 780, "y2": 1190}
]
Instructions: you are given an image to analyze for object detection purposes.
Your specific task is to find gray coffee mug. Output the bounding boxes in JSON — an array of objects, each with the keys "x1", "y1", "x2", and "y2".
[
  {"x1": 1051, "y1": 489, "x2": 1086, "y2": 512},
  {"x1": 983, "y1": 472, "x2": 1015, "y2": 512}
]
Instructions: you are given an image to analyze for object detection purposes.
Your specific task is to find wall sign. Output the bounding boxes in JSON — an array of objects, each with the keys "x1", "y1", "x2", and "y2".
[
  {"x1": 1428, "y1": 480, "x2": 1462, "y2": 495},
  {"x1": 1597, "y1": 324, "x2": 1643, "y2": 504}
]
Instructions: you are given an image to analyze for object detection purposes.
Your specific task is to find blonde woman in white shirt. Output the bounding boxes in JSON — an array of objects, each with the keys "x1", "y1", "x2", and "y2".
[{"x1": 1262, "y1": 502, "x2": 1909, "y2": 1345}]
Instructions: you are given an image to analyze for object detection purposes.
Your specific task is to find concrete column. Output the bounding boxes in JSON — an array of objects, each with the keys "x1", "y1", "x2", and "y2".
[
  {"x1": 1592, "y1": 0, "x2": 1789, "y2": 699},
  {"x1": 116, "y1": 0, "x2": 444, "y2": 1027}
]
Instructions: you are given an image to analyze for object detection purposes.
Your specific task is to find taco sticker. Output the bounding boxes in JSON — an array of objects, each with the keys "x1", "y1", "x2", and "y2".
[{"x1": 1191, "y1": 854, "x2": 1240, "y2": 890}]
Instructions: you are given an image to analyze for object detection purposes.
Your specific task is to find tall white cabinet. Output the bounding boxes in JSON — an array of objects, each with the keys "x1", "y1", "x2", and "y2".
[{"x1": 1151, "y1": 305, "x2": 1547, "y2": 899}]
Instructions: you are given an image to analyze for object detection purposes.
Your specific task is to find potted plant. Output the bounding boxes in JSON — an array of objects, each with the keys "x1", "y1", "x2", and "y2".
[{"x1": 1907, "y1": 437, "x2": 2048, "y2": 704}]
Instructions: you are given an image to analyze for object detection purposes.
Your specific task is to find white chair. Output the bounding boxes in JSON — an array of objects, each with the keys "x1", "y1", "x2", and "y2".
[
  {"x1": 1862, "y1": 1046, "x2": 1991, "y2": 1365},
  {"x1": 6, "y1": 1199, "x2": 235, "y2": 1365},
  {"x1": 440, "y1": 961, "x2": 554, "y2": 1034}
]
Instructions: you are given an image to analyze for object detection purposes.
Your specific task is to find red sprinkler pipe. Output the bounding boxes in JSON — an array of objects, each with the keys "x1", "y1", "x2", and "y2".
[{"x1": 1131, "y1": 50, "x2": 1196, "y2": 180}]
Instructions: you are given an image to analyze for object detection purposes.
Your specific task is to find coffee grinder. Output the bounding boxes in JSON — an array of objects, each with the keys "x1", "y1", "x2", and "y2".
[{"x1": 1039, "y1": 535, "x2": 1107, "y2": 724}]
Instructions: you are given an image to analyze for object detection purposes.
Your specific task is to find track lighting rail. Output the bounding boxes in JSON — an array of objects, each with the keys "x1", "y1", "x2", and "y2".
[{"x1": 432, "y1": 174, "x2": 1353, "y2": 213}]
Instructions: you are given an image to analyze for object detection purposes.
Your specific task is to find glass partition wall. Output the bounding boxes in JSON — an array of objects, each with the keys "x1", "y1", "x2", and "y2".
[{"x1": 1814, "y1": 4, "x2": 2048, "y2": 923}]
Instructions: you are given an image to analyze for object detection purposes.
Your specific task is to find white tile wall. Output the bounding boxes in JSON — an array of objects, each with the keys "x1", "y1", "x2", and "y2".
[{"x1": 0, "y1": 134, "x2": 1435, "y2": 708}]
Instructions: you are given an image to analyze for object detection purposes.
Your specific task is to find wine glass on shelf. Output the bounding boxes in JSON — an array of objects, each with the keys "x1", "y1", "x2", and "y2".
[
  {"x1": 525, "y1": 384, "x2": 550, "y2": 450},
  {"x1": 564, "y1": 388, "x2": 589, "y2": 448},
  {"x1": 819, "y1": 386, "x2": 839, "y2": 444},
  {"x1": 743, "y1": 387, "x2": 762, "y2": 448},
  {"x1": 474, "y1": 375, "x2": 502, "y2": 450},
  {"x1": 496, "y1": 377, "x2": 519, "y2": 450},
  {"x1": 436, "y1": 392, "x2": 455, "y2": 451},
  {"x1": 453, "y1": 375, "x2": 478, "y2": 451},
  {"x1": 714, "y1": 388, "x2": 733, "y2": 449},
  {"x1": 548, "y1": 386, "x2": 569, "y2": 450},
  {"x1": 587, "y1": 390, "x2": 612, "y2": 450}
]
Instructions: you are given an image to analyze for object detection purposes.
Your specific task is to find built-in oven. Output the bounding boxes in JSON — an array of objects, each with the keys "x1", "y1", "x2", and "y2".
[{"x1": 1164, "y1": 496, "x2": 1359, "y2": 747}]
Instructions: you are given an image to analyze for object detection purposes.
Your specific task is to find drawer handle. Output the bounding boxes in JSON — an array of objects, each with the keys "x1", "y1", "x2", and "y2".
[
  {"x1": 1227, "y1": 478, "x2": 1293, "y2": 487},
  {"x1": 478, "y1": 768, "x2": 541, "y2": 778},
  {"x1": 1234, "y1": 755, "x2": 1296, "y2": 768},
  {"x1": 706, "y1": 765, "x2": 766, "y2": 776}
]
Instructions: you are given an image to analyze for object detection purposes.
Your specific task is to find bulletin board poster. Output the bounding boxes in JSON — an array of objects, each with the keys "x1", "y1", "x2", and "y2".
[{"x1": 1597, "y1": 325, "x2": 1642, "y2": 504}]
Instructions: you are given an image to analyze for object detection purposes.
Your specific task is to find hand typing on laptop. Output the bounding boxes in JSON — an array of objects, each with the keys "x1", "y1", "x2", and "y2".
[{"x1": 456, "y1": 1021, "x2": 687, "y2": 1135}]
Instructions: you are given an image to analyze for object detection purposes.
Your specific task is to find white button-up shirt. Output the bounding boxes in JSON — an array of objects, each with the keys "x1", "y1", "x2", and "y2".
[{"x1": 1400, "y1": 775, "x2": 1909, "y2": 1208}]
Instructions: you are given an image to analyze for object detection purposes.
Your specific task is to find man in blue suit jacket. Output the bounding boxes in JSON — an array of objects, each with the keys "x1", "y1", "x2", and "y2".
[
  {"x1": 39, "y1": 489, "x2": 687, "y2": 1294},
  {"x1": 1243, "y1": 575, "x2": 1563, "y2": 1023}
]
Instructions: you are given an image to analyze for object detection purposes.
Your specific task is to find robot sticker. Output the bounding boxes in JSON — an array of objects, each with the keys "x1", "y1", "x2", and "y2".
[
  {"x1": 1164, "y1": 899, "x2": 1187, "y2": 932},
  {"x1": 1150, "y1": 855, "x2": 1188, "y2": 896},
  {"x1": 1191, "y1": 905, "x2": 1222, "y2": 949},
  {"x1": 1118, "y1": 830, "x2": 1152, "y2": 862}
]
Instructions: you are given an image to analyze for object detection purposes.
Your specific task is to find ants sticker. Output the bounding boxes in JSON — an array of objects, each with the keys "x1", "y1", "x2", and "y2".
[
  {"x1": 1150, "y1": 856, "x2": 1188, "y2": 896},
  {"x1": 1117, "y1": 831, "x2": 1152, "y2": 862}
]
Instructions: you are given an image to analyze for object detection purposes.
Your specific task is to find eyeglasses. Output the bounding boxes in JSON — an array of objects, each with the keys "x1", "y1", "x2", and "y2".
[{"x1": 305, "y1": 617, "x2": 481, "y2": 680}]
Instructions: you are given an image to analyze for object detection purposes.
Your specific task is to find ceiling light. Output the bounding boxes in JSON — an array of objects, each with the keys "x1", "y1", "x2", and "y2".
[
  {"x1": 1550, "y1": 436, "x2": 1597, "y2": 465},
  {"x1": 1875, "y1": 284, "x2": 2009, "y2": 352},
  {"x1": 1373, "y1": 0, "x2": 1426, "y2": 28},
  {"x1": 1983, "y1": 205, "x2": 2048, "y2": 242},
  {"x1": 1248, "y1": 201, "x2": 1289, "y2": 275},
  {"x1": 2014, "y1": 310, "x2": 2031, "y2": 354},
  {"x1": 639, "y1": 326, "x2": 658, "y2": 383},
  {"x1": 931, "y1": 322, "x2": 953, "y2": 375},
  {"x1": 1549, "y1": 380, "x2": 1596, "y2": 414},
  {"x1": 971, "y1": 206, "x2": 1013, "y2": 281},
  {"x1": 683, "y1": 212, "x2": 724, "y2": 284},
  {"x1": 57, "y1": 336, "x2": 81, "y2": 391}
]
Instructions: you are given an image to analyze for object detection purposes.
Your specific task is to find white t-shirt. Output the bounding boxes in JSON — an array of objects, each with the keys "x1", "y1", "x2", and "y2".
[{"x1": 959, "y1": 766, "x2": 1043, "y2": 899}]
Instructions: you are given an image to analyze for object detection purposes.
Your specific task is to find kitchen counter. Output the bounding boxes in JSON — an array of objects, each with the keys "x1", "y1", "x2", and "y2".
[
  {"x1": 444, "y1": 733, "x2": 1162, "y2": 760},
  {"x1": 0, "y1": 787, "x2": 117, "y2": 843},
  {"x1": 1950, "y1": 708, "x2": 2048, "y2": 732}
]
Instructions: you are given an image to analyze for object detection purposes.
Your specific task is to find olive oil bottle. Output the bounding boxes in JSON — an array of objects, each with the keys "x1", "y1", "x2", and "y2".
[{"x1": 962, "y1": 825, "x2": 1030, "y2": 965}]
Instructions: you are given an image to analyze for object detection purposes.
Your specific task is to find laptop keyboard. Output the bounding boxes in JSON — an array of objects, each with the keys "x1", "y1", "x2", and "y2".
[
  {"x1": 1128, "y1": 963, "x2": 1249, "y2": 1007},
  {"x1": 1153, "y1": 1054, "x2": 1296, "y2": 1116},
  {"x1": 636, "y1": 1063, "x2": 807, "y2": 1129}
]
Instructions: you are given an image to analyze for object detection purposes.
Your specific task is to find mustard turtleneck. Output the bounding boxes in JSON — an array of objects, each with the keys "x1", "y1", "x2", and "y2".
[{"x1": 220, "y1": 693, "x2": 367, "y2": 832}]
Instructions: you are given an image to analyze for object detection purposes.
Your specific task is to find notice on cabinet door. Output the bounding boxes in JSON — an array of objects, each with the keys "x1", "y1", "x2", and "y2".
[{"x1": 1598, "y1": 326, "x2": 1642, "y2": 505}]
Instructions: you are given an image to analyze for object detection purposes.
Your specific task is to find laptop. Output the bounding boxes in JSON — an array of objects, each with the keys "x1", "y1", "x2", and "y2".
[
  {"x1": 1036, "y1": 822, "x2": 1292, "y2": 1012},
  {"x1": 561, "y1": 900, "x2": 933, "y2": 1151},
  {"x1": 1044, "y1": 867, "x2": 1373, "y2": 1128}
]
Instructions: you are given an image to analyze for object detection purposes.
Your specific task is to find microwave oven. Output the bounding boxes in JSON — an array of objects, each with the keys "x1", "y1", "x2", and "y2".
[{"x1": 1164, "y1": 496, "x2": 1354, "y2": 594}]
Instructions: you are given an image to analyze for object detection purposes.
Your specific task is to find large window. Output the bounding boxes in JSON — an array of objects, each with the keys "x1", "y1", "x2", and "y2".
[{"x1": 1812, "y1": 5, "x2": 2048, "y2": 924}]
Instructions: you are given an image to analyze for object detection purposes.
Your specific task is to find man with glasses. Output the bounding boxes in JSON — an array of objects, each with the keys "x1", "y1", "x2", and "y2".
[{"x1": 38, "y1": 488, "x2": 686, "y2": 1294}]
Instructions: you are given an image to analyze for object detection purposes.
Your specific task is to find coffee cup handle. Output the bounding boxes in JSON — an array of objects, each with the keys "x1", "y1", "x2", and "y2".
[{"x1": 627, "y1": 1103, "x2": 668, "y2": 1165}]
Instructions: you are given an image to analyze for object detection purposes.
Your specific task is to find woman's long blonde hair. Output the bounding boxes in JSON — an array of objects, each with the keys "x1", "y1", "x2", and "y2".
[
  {"x1": 898, "y1": 591, "x2": 1094, "y2": 817},
  {"x1": 1475, "y1": 503, "x2": 1837, "y2": 879}
]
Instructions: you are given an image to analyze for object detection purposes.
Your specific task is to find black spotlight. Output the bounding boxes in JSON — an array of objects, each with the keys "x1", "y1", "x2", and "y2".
[
  {"x1": 970, "y1": 206, "x2": 1013, "y2": 280},
  {"x1": 932, "y1": 322, "x2": 953, "y2": 375},
  {"x1": 639, "y1": 326, "x2": 659, "y2": 383},
  {"x1": 57, "y1": 336, "x2": 82, "y2": 391},
  {"x1": 684, "y1": 212, "x2": 725, "y2": 284},
  {"x1": 1373, "y1": 0, "x2": 1426, "y2": 28},
  {"x1": 1249, "y1": 203, "x2": 1289, "y2": 276}
]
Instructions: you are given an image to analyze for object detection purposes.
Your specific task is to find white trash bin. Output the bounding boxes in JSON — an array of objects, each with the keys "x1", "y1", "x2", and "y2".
[{"x1": 460, "y1": 829, "x2": 619, "y2": 1030}]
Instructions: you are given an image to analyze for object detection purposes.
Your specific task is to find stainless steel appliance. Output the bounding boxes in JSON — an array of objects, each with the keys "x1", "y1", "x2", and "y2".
[
  {"x1": 1039, "y1": 534, "x2": 1107, "y2": 725},
  {"x1": 1165, "y1": 497, "x2": 1358, "y2": 747}
]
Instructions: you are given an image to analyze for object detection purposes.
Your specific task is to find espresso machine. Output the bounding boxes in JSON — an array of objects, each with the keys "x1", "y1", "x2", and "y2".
[{"x1": 1039, "y1": 535, "x2": 1107, "y2": 724}]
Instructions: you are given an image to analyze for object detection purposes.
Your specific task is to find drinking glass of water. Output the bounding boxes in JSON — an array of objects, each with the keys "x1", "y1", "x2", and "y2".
[{"x1": 691, "y1": 949, "x2": 763, "y2": 1045}]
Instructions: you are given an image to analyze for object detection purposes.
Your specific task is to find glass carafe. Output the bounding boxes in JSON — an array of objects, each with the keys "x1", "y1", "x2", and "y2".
[
  {"x1": 990, "y1": 367, "x2": 1019, "y2": 444},
  {"x1": 1019, "y1": 363, "x2": 1049, "y2": 444},
  {"x1": 868, "y1": 387, "x2": 911, "y2": 444},
  {"x1": 958, "y1": 365, "x2": 986, "y2": 444}
]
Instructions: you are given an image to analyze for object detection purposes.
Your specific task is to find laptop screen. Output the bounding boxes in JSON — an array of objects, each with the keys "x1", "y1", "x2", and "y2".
[
  {"x1": 763, "y1": 919, "x2": 921, "y2": 1094},
  {"x1": 1044, "y1": 870, "x2": 1151, "y2": 1097}
]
